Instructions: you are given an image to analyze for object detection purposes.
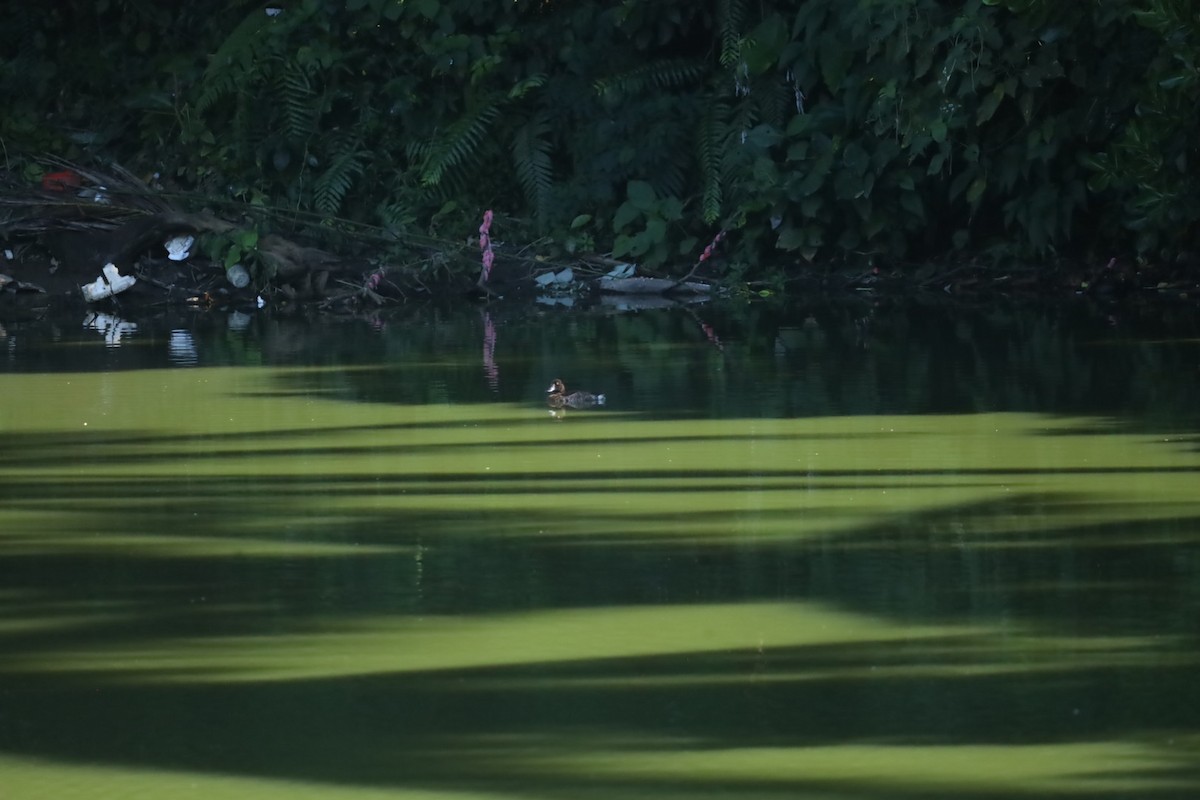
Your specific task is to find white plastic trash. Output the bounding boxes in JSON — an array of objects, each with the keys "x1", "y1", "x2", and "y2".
[
  {"x1": 81, "y1": 263, "x2": 136, "y2": 302},
  {"x1": 165, "y1": 235, "x2": 194, "y2": 261},
  {"x1": 226, "y1": 263, "x2": 251, "y2": 288},
  {"x1": 77, "y1": 186, "x2": 110, "y2": 204},
  {"x1": 535, "y1": 268, "x2": 574, "y2": 287},
  {"x1": 604, "y1": 262, "x2": 636, "y2": 279}
]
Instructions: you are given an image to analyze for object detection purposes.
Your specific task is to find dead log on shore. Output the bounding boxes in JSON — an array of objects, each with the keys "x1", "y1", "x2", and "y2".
[{"x1": 597, "y1": 276, "x2": 711, "y2": 295}]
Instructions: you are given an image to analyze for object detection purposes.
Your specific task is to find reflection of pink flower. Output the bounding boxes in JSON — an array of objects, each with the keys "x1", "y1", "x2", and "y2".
[{"x1": 482, "y1": 310, "x2": 499, "y2": 391}]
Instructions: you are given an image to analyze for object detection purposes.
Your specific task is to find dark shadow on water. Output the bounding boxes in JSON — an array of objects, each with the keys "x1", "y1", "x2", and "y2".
[
  {"x1": 1, "y1": 645, "x2": 1198, "y2": 799},
  {"x1": 3, "y1": 463, "x2": 1200, "y2": 796}
]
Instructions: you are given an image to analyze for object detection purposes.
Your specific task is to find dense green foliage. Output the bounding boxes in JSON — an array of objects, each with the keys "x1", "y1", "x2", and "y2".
[{"x1": 2, "y1": 0, "x2": 1198, "y2": 275}]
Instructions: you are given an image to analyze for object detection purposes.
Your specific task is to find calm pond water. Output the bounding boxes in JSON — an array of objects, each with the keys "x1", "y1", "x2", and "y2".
[{"x1": 1, "y1": 297, "x2": 1199, "y2": 799}]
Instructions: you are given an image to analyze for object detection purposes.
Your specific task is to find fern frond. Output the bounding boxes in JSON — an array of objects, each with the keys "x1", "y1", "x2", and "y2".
[
  {"x1": 508, "y1": 73, "x2": 548, "y2": 100},
  {"x1": 278, "y1": 58, "x2": 317, "y2": 144},
  {"x1": 197, "y1": 71, "x2": 240, "y2": 115},
  {"x1": 314, "y1": 147, "x2": 365, "y2": 214},
  {"x1": 595, "y1": 59, "x2": 707, "y2": 100},
  {"x1": 699, "y1": 101, "x2": 728, "y2": 224},
  {"x1": 377, "y1": 201, "x2": 418, "y2": 232},
  {"x1": 404, "y1": 139, "x2": 430, "y2": 165},
  {"x1": 728, "y1": 96, "x2": 761, "y2": 142},
  {"x1": 419, "y1": 103, "x2": 502, "y2": 187},
  {"x1": 717, "y1": 0, "x2": 747, "y2": 68},
  {"x1": 511, "y1": 113, "x2": 555, "y2": 229},
  {"x1": 197, "y1": 10, "x2": 276, "y2": 112}
]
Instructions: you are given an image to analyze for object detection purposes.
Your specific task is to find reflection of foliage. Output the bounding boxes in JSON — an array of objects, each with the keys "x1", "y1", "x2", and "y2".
[{"x1": 3, "y1": 1, "x2": 1199, "y2": 273}]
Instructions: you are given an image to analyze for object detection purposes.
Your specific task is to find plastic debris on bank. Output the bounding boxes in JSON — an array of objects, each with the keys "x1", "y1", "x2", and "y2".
[
  {"x1": 81, "y1": 263, "x2": 136, "y2": 302},
  {"x1": 165, "y1": 235, "x2": 194, "y2": 261}
]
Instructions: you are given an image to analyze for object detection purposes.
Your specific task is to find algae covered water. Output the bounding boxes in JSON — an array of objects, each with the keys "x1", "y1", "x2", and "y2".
[{"x1": 2, "y1": 300, "x2": 1199, "y2": 799}]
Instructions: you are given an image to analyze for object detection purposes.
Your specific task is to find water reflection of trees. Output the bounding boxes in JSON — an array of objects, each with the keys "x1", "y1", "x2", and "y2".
[{"x1": 247, "y1": 299, "x2": 1200, "y2": 431}]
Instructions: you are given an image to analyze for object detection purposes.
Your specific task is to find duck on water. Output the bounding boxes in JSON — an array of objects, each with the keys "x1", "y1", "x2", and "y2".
[{"x1": 547, "y1": 379, "x2": 606, "y2": 409}]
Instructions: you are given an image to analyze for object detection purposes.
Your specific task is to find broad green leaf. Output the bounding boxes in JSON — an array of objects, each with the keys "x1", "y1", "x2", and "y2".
[
  {"x1": 626, "y1": 180, "x2": 657, "y2": 212},
  {"x1": 797, "y1": 169, "x2": 826, "y2": 197},
  {"x1": 744, "y1": 125, "x2": 783, "y2": 150},
  {"x1": 612, "y1": 233, "x2": 636, "y2": 258},
  {"x1": 644, "y1": 218, "x2": 667, "y2": 244},
  {"x1": 834, "y1": 170, "x2": 861, "y2": 200},
  {"x1": 977, "y1": 85, "x2": 1004, "y2": 124},
  {"x1": 1019, "y1": 92, "x2": 1033, "y2": 122},
  {"x1": 842, "y1": 142, "x2": 870, "y2": 176},
  {"x1": 660, "y1": 197, "x2": 684, "y2": 222},
  {"x1": 787, "y1": 141, "x2": 810, "y2": 162},
  {"x1": 744, "y1": 14, "x2": 788, "y2": 74},
  {"x1": 776, "y1": 224, "x2": 806, "y2": 250},
  {"x1": 629, "y1": 231, "x2": 652, "y2": 257},
  {"x1": 613, "y1": 201, "x2": 640, "y2": 232},
  {"x1": 900, "y1": 190, "x2": 924, "y2": 218},
  {"x1": 930, "y1": 119, "x2": 948, "y2": 143},
  {"x1": 819, "y1": 35, "x2": 852, "y2": 89},
  {"x1": 967, "y1": 176, "x2": 987, "y2": 205},
  {"x1": 949, "y1": 170, "x2": 972, "y2": 200},
  {"x1": 569, "y1": 214, "x2": 592, "y2": 230}
]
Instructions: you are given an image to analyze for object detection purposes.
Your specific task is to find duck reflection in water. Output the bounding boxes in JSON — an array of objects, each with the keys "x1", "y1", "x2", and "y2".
[{"x1": 546, "y1": 378, "x2": 606, "y2": 409}]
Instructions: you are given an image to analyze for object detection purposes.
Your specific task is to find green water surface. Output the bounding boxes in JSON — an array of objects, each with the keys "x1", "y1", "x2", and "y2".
[{"x1": 1, "y1": 301, "x2": 1198, "y2": 799}]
